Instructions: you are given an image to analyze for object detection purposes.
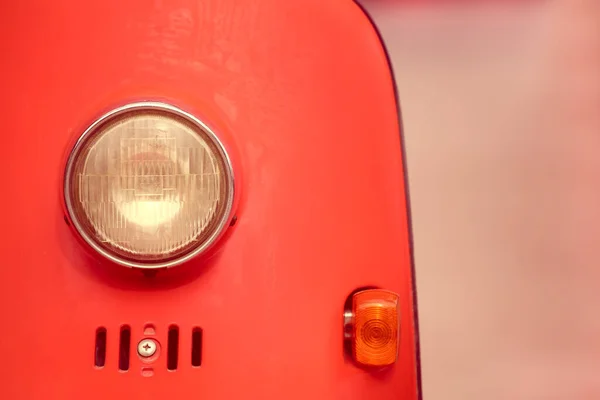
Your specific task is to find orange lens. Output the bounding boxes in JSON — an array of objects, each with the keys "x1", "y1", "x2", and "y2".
[{"x1": 351, "y1": 289, "x2": 400, "y2": 368}]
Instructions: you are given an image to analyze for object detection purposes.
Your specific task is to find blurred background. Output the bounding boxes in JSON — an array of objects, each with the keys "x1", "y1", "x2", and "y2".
[{"x1": 360, "y1": 0, "x2": 600, "y2": 399}]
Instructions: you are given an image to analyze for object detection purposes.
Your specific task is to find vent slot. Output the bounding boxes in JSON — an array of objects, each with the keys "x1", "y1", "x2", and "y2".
[
  {"x1": 119, "y1": 325, "x2": 131, "y2": 371},
  {"x1": 167, "y1": 325, "x2": 179, "y2": 371},
  {"x1": 191, "y1": 327, "x2": 203, "y2": 367},
  {"x1": 94, "y1": 327, "x2": 107, "y2": 367}
]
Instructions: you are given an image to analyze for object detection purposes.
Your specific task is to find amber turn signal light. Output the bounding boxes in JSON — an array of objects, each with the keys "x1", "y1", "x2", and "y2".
[{"x1": 344, "y1": 289, "x2": 400, "y2": 368}]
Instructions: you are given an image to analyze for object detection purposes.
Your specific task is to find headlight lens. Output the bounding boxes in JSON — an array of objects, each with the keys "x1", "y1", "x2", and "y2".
[{"x1": 64, "y1": 102, "x2": 235, "y2": 269}]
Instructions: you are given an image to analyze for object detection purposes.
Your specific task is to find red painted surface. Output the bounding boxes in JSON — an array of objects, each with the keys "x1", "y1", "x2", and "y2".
[{"x1": 0, "y1": 0, "x2": 419, "y2": 399}]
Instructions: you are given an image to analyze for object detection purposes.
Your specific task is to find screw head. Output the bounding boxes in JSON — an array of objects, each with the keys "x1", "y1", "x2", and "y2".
[{"x1": 137, "y1": 338, "x2": 158, "y2": 357}]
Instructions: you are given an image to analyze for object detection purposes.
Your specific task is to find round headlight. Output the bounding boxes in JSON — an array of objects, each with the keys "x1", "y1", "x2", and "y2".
[{"x1": 64, "y1": 102, "x2": 235, "y2": 269}]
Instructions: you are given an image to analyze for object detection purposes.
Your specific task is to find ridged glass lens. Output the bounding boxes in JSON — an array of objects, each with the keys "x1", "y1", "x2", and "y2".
[{"x1": 65, "y1": 104, "x2": 233, "y2": 267}]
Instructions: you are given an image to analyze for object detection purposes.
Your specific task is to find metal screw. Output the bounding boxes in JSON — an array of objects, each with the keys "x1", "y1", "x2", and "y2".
[{"x1": 137, "y1": 338, "x2": 158, "y2": 357}]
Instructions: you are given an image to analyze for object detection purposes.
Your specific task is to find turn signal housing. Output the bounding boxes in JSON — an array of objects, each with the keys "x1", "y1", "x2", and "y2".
[{"x1": 345, "y1": 289, "x2": 400, "y2": 368}]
